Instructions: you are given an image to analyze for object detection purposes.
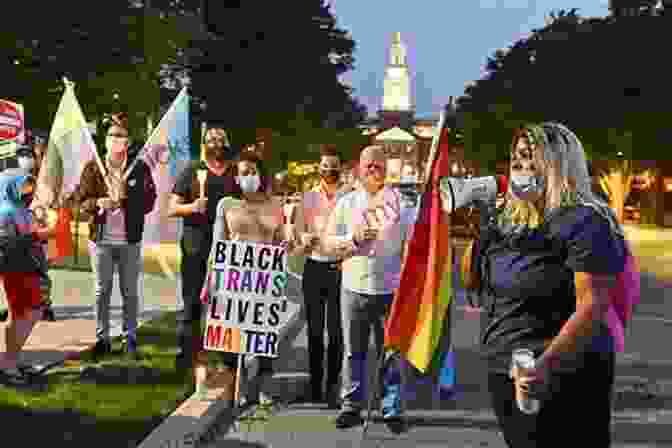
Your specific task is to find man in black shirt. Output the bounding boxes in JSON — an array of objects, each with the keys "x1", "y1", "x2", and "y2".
[{"x1": 168, "y1": 125, "x2": 241, "y2": 375}]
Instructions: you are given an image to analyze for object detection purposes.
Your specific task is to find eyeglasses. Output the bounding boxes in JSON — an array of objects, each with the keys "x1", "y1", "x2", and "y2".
[{"x1": 107, "y1": 134, "x2": 128, "y2": 140}]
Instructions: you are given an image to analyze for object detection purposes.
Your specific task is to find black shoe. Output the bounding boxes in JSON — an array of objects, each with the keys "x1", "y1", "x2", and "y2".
[
  {"x1": 92, "y1": 340, "x2": 111, "y2": 359},
  {"x1": 326, "y1": 386, "x2": 341, "y2": 409},
  {"x1": 383, "y1": 416, "x2": 407, "y2": 434},
  {"x1": 0, "y1": 368, "x2": 31, "y2": 387},
  {"x1": 175, "y1": 353, "x2": 192, "y2": 372},
  {"x1": 42, "y1": 307, "x2": 56, "y2": 322},
  {"x1": 335, "y1": 410, "x2": 363, "y2": 429}
]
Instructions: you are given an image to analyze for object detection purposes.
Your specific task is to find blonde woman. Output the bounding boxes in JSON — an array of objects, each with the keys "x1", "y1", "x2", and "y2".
[{"x1": 462, "y1": 123, "x2": 628, "y2": 447}]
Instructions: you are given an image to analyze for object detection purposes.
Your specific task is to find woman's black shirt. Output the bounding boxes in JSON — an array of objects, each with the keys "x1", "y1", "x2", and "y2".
[{"x1": 479, "y1": 205, "x2": 627, "y2": 373}]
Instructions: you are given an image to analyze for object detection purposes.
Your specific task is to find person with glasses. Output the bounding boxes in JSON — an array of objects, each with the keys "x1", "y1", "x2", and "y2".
[
  {"x1": 76, "y1": 113, "x2": 157, "y2": 359},
  {"x1": 168, "y1": 124, "x2": 242, "y2": 385}
]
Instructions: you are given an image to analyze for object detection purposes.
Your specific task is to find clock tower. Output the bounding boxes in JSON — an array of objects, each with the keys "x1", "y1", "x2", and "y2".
[{"x1": 381, "y1": 32, "x2": 413, "y2": 128}]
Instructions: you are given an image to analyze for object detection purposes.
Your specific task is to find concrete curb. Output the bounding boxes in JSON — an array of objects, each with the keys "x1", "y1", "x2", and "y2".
[{"x1": 137, "y1": 385, "x2": 239, "y2": 448}]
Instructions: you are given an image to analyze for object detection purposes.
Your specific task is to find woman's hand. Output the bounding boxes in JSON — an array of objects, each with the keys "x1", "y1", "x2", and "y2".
[{"x1": 509, "y1": 356, "x2": 550, "y2": 395}]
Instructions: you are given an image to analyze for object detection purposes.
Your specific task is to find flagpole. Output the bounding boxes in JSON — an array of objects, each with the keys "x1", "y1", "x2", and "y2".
[
  {"x1": 423, "y1": 99, "x2": 451, "y2": 190},
  {"x1": 123, "y1": 86, "x2": 188, "y2": 182}
]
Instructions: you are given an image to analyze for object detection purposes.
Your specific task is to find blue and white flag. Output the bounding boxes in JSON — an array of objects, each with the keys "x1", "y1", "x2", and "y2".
[{"x1": 142, "y1": 86, "x2": 192, "y2": 247}]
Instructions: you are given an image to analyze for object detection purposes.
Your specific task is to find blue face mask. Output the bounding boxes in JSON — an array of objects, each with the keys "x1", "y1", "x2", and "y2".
[{"x1": 510, "y1": 174, "x2": 545, "y2": 199}]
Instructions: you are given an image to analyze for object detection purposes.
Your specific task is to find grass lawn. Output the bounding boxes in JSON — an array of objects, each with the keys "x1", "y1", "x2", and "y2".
[{"x1": 0, "y1": 311, "x2": 192, "y2": 448}]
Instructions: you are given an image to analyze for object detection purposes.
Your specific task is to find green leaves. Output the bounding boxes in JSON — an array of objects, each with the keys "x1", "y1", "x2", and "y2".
[{"x1": 457, "y1": 8, "x2": 672, "y2": 170}]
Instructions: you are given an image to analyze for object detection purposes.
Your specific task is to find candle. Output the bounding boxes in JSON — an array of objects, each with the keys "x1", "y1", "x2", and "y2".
[{"x1": 197, "y1": 169, "x2": 207, "y2": 199}]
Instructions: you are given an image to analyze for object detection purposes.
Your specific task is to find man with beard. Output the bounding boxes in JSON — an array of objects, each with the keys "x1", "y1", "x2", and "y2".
[
  {"x1": 292, "y1": 144, "x2": 353, "y2": 406},
  {"x1": 168, "y1": 125, "x2": 242, "y2": 380}
]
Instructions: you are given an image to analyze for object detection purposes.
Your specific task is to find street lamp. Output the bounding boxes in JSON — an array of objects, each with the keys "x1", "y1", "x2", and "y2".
[{"x1": 113, "y1": 93, "x2": 120, "y2": 100}]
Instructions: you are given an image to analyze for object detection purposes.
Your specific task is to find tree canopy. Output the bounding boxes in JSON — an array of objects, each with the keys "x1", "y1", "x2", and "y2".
[
  {"x1": 456, "y1": 6, "x2": 672, "y2": 172},
  {"x1": 1, "y1": 0, "x2": 367, "y2": 168}
]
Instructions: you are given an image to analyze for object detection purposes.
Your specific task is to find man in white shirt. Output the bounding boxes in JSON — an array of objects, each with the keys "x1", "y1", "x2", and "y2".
[{"x1": 324, "y1": 145, "x2": 413, "y2": 433}]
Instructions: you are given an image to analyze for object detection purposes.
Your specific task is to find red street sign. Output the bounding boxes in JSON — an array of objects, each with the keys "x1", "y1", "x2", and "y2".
[{"x1": 0, "y1": 100, "x2": 23, "y2": 141}]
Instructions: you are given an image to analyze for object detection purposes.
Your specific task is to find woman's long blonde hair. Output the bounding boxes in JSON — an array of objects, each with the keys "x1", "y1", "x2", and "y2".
[{"x1": 497, "y1": 122, "x2": 623, "y2": 237}]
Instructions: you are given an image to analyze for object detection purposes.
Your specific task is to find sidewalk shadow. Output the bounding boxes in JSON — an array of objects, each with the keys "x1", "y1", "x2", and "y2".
[
  {"x1": 0, "y1": 402, "x2": 165, "y2": 447},
  {"x1": 403, "y1": 415, "x2": 500, "y2": 431}
]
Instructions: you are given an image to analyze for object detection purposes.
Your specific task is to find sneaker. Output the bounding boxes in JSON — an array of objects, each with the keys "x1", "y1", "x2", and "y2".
[
  {"x1": 0, "y1": 367, "x2": 31, "y2": 387},
  {"x1": 259, "y1": 392, "x2": 274, "y2": 407},
  {"x1": 383, "y1": 416, "x2": 407, "y2": 434},
  {"x1": 334, "y1": 410, "x2": 363, "y2": 429},
  {"x1": 92, "y1": 340, "x2": 111, "y2": 360}
]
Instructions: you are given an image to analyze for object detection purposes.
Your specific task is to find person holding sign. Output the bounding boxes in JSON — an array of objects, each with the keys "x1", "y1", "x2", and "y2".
[
  {"x1": 199, "y1": 150, "x2": 289, "y2": 405},
  {"x1": 292, "y1": 144, "x2": 352, "y2": 407},
  {"x1": 76, "y1": 113, "x2": 157, "y2": 358},
  {"x1": 169, "y1": 124, "x2": 242, "y2": 377},
  {"x1": 1, "y1": 143, "x2": 56, "y2": 322},
  {"x1": 324, "y1": 145, "x2": 412, "y2": 433}
]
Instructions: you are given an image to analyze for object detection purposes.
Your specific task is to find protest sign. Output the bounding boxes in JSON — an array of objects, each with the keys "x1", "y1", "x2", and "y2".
[
  {"x1": 0, "y1": 100, "x2": 25, "y2": 160},
  {"x1": 203, "y1": 240, "x2": 300, "y2": 358}
]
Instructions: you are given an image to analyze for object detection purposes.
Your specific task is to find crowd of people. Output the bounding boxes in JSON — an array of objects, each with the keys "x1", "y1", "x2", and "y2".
[{"x1": 0, "y1": 116, "x2": 632, "y2": 446}]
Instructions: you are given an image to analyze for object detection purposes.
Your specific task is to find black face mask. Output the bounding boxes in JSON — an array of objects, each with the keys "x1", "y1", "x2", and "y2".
[
  {"x1": 320, "y1": 169, "x2": 340, "y2": 183},
  {"x1": 21, "y1": 193, "x2": 34, "y2": 206}
]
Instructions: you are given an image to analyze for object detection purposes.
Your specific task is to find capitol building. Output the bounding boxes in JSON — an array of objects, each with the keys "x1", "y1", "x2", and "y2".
[{"x1": 360, "y1": 32, "x2": 477, "y2": 182}]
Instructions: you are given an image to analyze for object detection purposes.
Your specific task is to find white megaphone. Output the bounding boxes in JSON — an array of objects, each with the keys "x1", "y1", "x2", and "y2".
[{"x1": 439, "y1": 175, "x2": 508, "y2": 214}]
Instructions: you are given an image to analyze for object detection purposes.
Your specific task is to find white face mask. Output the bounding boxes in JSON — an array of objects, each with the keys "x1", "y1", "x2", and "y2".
[
  {"x1": 18, "y1": 157, "x2": 35, "y2": 171},
  {"x1": 510, "y1": 173, "x2": 545, "y2": 199},
  {"x1": 237, "y1": 175, "x2": 261, "y2": 193},
  {"x1": 401, "y1": 174, "x2": 417, "y2": 183}
]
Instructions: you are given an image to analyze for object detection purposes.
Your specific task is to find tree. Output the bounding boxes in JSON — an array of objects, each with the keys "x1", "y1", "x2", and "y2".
[
  {"x1": 1, "y1": 1, "x2": 196, "y2": 136},
  {"x1": 456, "y1": 7, "x2": 672, "y2": 223},
  {"x1": 187, "y1": 0, "x2": 365, "y2": 171}
]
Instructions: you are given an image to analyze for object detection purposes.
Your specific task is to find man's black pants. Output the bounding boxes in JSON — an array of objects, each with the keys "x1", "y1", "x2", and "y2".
[
  {"x1": 177, "y1": 225, "x2": 211, "y2": 368},
  {"x1": 302, "y1": 258, "x2": 344, "y2": 399}
]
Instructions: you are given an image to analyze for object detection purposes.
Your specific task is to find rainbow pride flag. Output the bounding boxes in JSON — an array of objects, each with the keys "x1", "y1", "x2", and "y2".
[{"x1": 384, "y1": 123, "x2": 454, "y2": 374}]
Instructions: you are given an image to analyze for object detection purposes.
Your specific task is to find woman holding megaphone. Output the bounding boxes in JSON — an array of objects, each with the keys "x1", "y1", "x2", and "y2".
[{"x1": 449, "y1": 123, "x2": 632, "y2": 448}]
